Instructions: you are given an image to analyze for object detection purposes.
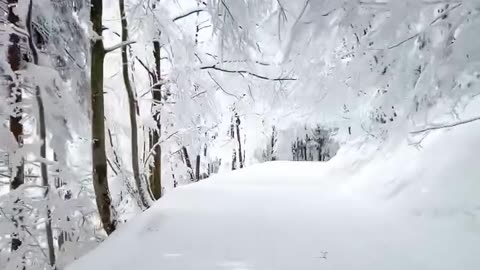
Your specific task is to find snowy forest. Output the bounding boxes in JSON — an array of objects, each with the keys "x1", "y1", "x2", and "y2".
[{"x1": 1, "y1": 0, "x2": 480, "y2": 269}]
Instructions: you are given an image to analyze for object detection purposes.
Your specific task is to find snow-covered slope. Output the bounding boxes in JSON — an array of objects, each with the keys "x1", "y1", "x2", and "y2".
[{"x1": 67, "y1": 119, "x2": 480, "y2": 270}]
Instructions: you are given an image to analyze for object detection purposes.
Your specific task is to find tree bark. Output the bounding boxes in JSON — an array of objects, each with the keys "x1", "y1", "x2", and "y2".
[
  {"x1": 119, "y1": 0, "x2": 152, "y2": 207},
  {"x1": 182, "y1": 146, "x2": 194, "y2": 180},
  {"x1": 53, "y1": 153, "x2": 71, "y2": 252},
  {"x1": 149, "y1": 39, "x2": 162, "y2": 199},
  {"x1": 195, "y1": 154, "x2": 200, "y2": 181},
  {"x1": 91, "y1": 0, "x2": 115, "y2": 235},
  {"x1": 235, "y1": 114, "x2": 243, "y2": 169},
  {"x1": 232, "y1": 149, "x2": 237, "y2": 171}
]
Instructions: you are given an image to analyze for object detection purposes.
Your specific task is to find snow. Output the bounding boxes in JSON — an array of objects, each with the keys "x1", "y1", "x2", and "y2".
[{"x1": 67, "y1": 113, "x2": 480, "y2": 270}]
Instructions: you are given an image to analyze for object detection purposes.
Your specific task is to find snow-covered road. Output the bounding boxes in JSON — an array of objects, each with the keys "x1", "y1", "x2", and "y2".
[
  {"x1": 68, "y1": 129, "x2": 480, "y2": 270},
  {"x1": 68, "y1": 117, "x2": 480, "y2": 270}
]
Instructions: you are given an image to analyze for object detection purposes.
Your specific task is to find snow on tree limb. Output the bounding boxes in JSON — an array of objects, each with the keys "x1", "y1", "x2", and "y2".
[
  {"x1": 200, "y1": 65, "x2": 297, "y2": 81},
  {"x1": 172, "y1": 8, "x2": 207, "y2": 22},
  {"x1": 104, "y1": 40, "x2": 136, "y2": 53},
  {"x1": 411, "y1": 116, "x2": 480, "y2": 134}
]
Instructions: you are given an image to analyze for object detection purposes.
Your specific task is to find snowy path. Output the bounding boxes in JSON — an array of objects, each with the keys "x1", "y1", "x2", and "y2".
[
  {"x1": 68, "y1": 111, "x2": 480, "y2": 270},
  {"x1": 69, "y1": 137, "x2": 480, "y2": 270}
]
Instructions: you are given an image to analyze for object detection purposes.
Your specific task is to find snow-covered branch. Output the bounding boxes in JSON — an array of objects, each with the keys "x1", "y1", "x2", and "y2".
[
  {"x1": 104, "y1": 40, "x2": 136, "y2": 53},
  {"x1": 387, "y1": 3, "x2": 462, "y2": 49},
  {"x1": 411, "y1": 116, "x2": 480, "y2": 134},
  {"x1": 359, "y1": 1, "x2": 461, "y2": 7},
  {"x1": 200, "y1": 65, "x2": 297, "y2": 81},
  {"x1": 172, "y1": 8, "x2": 206, "y2": 22}
]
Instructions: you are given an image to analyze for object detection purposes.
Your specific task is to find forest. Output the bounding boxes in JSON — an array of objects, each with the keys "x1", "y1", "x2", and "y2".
[{"x1": 1, "y1": 0, "x2": 480, "y2": 269}]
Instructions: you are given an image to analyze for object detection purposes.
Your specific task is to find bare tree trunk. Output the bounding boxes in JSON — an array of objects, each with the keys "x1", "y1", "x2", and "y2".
[
  {"x1": 6, "y1": 0, "x2": 23, "y2": 189},
  {"x1": 182, "y1": 146, "x2": 194, "y2": 180},
  {"x1": 26, "y1": 0, "x2": 55, "y2": 266},
  {"x1": 230, "y1": 116, "x2": 237, "y2": 170},
  {"x1": 195, "y1": 154, "x2": 200, "y2": 181},
  {"x1": 53, "y1": 153, "x2": 71, "y2": 252},
  {"x1": 232, "y1": 149, "x2": 237, "y2": 171},
  {"x1": 5, "y1": 0, "x2": 24, "y2": 257},
  {"x1": 149, "y1": 38, "x2": 162, "y2": 199},
  {"x1": 119, "y1": 0, "x2": 152, "y2": 207},
  {"x1": 91, "y1": 0, "x2": 115, "y2": 235},
  {"x1": 35, "y1": 88, "x2": 56, "y2": 267},
  {"x1": 235, "y1": 114, "x2": 244, "y2": 169}
]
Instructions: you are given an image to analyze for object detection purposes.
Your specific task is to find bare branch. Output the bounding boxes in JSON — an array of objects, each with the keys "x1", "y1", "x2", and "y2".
[
  {"x1": 221, "y1": 0, "x2": 237, "y2": 24},
  {"x1": 135, "y1": 56, "x2": 155, "y2": 78}
]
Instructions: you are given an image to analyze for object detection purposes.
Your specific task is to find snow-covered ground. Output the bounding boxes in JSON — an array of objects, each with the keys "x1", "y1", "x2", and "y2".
[{"x1": 68, "y1": 118, "x2": 480, "y2": 270}]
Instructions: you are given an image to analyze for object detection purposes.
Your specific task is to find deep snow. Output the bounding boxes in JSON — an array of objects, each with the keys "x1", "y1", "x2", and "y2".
[{"x1": 68, "y1": 118, "x2": 480, "y2": 270}]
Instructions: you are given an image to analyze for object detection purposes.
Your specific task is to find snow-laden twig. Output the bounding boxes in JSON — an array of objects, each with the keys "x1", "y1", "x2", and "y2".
[
  {"x1": 200, "y1": 65, "x2": 297, "y2": 81},
  {"x1": 143, "y1": 131, "x2": 180, "y2": 167},
  {"x1": 173, "y1": 8, "x2": 207, "y2": 22},
  {"x1": 104, "y1": 40, "x2": 136, "y2": 53},
  {"x1": 410, "y1": 116, "x2": 480, "y2": 134},
  {"x1": 278, "y1": 0, "x2": 310, "y2": 62},
  {"x1": 360, "y1": 1, "x2": 461, "y2": 7},
  {"x1": 206, "y1": 71, "x2": 240, "y2": 99},
  {"x1": 387, "y1": 3, "x2": 462, "y2": 50},
  {"x1": 0, "y1": 207, "x2": 49, "y2": 261}
]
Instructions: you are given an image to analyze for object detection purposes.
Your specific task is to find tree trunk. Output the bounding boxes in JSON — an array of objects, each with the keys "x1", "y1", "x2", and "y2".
[
  {"x1": 195, "y1": 154, "x2": 200, "y2": 181},
  {"x1": 119, "y1": 0, "x2": 152, "y2": 207},
  {"x1": 6, "y1": 0, "x2": 24, "y2": 191},
  {"x1": 53, "y1": 153, "x2": 71, "y2": 252},
  {"x1": 6, "y1": 0, "x2": 24, "y2": 256},
  {"x1": 235, "y1": 114, "x2": 243, "y2": 169},
  {"x1": 37, "y1": 89, "x2": 56, "y2": 267},
  {"x1": 149, "y1": 39, "x2": 162, "y2": 199},
  {"x1": 35, "y1": 87, "x2": 56, "y2": 266},
  {"x1": 182, "y1": 146, "x2": 194, "y2": 180},
  {"x1": 91, "y1": 0, "x2": 115, "y2": 235},
  {"x1": 232, "y1": 149, "x2": 237, "y2": 171},
  {"x1": 26, "y1": 0, "x2": 55, "y2": 265}
]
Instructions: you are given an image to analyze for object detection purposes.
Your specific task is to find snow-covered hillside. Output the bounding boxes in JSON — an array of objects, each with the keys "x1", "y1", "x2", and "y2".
[{"x1": 68, "y1": 117, "x2": 480, "y2": 270}]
